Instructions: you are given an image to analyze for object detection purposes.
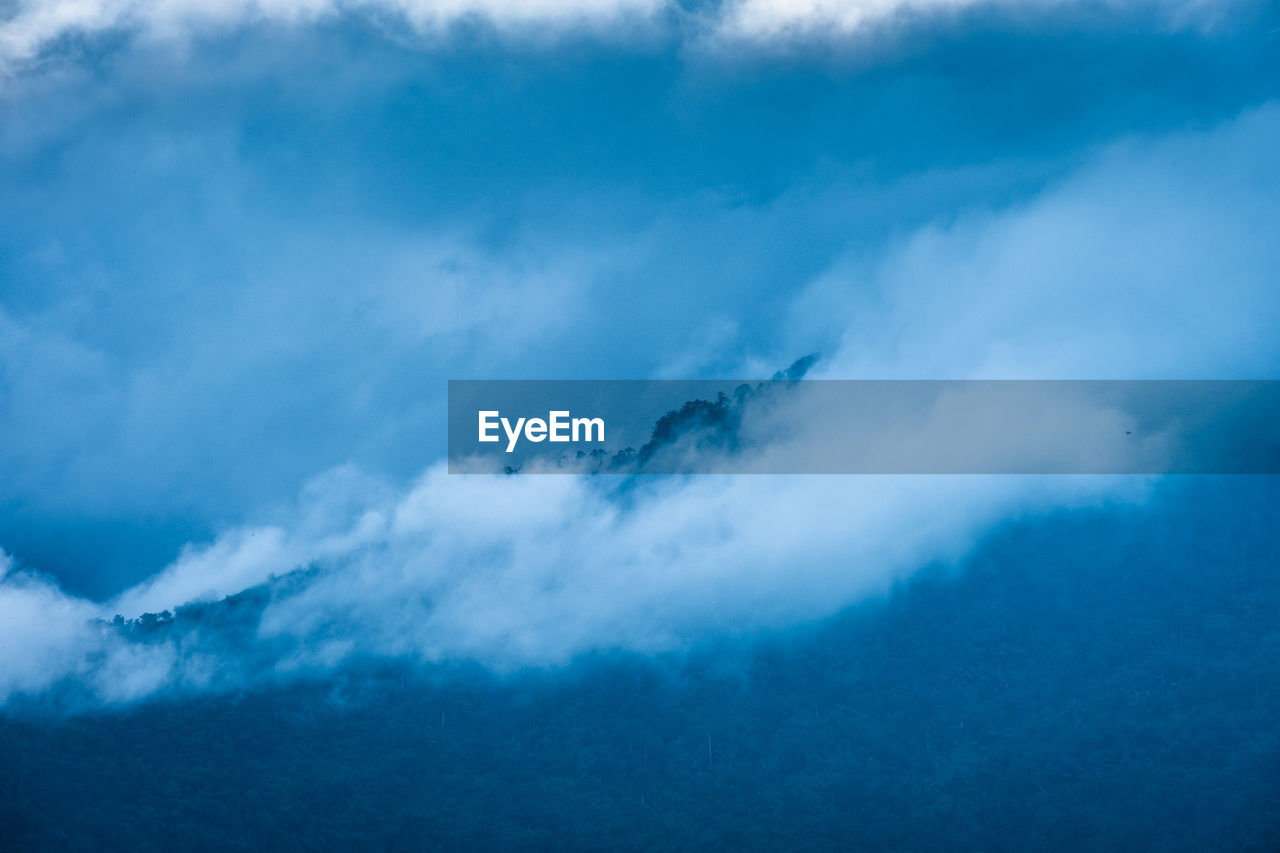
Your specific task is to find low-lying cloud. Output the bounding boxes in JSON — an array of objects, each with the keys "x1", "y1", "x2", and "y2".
[
  {"x1": 0, "y1": 468, "x2": 1145, "y2": 705},
  {"x1": 2, "y1": 103, "x2": 1277, "y2": 706}
]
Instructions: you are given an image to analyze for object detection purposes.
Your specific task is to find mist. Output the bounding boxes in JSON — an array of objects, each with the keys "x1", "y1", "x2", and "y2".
[{"x1": 2, "y1": 94, "x2": 1278, "y2": 705}]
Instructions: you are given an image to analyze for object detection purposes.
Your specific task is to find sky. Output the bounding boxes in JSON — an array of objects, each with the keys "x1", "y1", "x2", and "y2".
[{"x1": 1, "y1": 0, "x2": 1279, "y2": 704}]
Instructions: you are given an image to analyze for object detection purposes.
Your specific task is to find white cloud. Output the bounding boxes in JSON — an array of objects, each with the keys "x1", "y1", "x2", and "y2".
[
  {"x1": 256, "y1": 466, "x2": 1137, "y2": 669},
  {"x1": 721, "y1": 0, "x2": 988, "y2": 40},
  {"x1": 0, "y1": 0, "x2": 663, "y2": 68},
  {"x1": 0, "y1": 463, "x2": 1137, "y2": 704},
  {"x1": 716, "y1": 0, "x2": 1244, "y2": 42},
  {"x1": 0, "y1": 0, "x2": 1245, "y2": 70},
  {"x1": 0, "y1": 550, "x2": 101, "y2": 699},
  {"x1": 805, "y1": 103, "x2": 1280, "y2": 380},
  {"x1": 0, "y1": 101, "x2": 1276, "y2": 706}
]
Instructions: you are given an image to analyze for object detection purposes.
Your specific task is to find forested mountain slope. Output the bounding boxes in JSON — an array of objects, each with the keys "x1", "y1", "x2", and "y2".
[{"x1": 2, "y1": 477, "x2": 1278, "y2": 851}]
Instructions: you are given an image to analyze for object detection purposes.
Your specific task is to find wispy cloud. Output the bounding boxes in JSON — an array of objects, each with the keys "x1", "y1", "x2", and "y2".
[
  {"x1": 0, "y1": 0, "x2": 1252, "y2": 70},
  {"x1": 0, "y1": 0, "x2": 661, "y2": 68},
  {"x1": 715, "y1": 0, "x2": 1238, "y2": 42},
  {"x1": 812, "y1": 105, "x2": 1280, "y2": 380}
]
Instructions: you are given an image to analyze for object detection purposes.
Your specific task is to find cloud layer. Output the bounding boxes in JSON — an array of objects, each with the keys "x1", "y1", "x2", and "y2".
[
  {"x1": 5, "y1": 1, "x2": 1277, "y2": 594},
  {"x1": 2, "y1": 100, "x2": 1278, "y2": 705},
  {"x1": 0, "y1": 0, "x2": 1256, "y2": 70}
]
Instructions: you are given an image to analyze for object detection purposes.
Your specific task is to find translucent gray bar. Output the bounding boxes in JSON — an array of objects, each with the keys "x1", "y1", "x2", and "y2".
[{"x1": 447, "y1": 380, "x2": 1280, "y2": 474}]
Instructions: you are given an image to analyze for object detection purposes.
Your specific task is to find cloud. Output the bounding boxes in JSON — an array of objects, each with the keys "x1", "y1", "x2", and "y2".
[
  {"x1": 0, "y1": 0, "x2": 1253, "y2": 71},
  {"x1": 0, "y1": 550, "x2": 102, "y2": 699},
  {"x1": 796, "y1": 104, "x2": 1280, "y2": 381},
  {"x1": 0, "y1": 210, "x2": 614, "y2": 594},
  {"x1": 720, "y1": 0, "x2": 989, "y2": 40},
  {"x1": 0, "y1": 0, "x2": 662, "y2": 68},
  {"x1": 715, "y1": 0, "x2": 1238, "y2": 42},
  {"x1": 0, "y1": 463, "x2": 1139, "y2": 707},
  {"x1": 1, "y1": 101, "x2": 1277, "y2": 706},
  {"x1": 3, "y1": 0, "x2": 1274, "y2": 599},
  {"x1": 256, "y1": 466, "x2": 1138, "y2": 671}
]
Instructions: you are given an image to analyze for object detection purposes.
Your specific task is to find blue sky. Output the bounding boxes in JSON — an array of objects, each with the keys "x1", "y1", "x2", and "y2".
[{"x1": 1, "y1": 0, "x2": 1279, "y2": 702}]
